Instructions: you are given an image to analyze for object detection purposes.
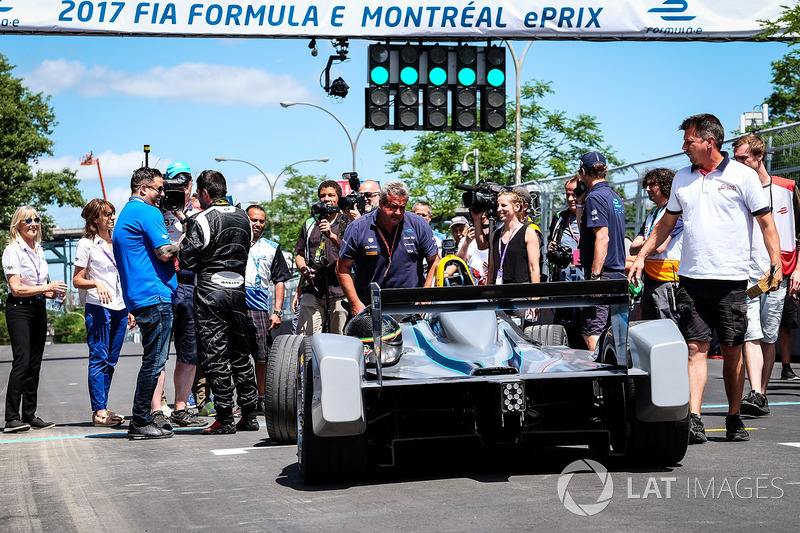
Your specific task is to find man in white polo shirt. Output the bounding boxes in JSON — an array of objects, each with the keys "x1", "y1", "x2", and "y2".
[
  {"x1": 629, "y1": 113, "x2": 781, "y2": 444},
  {"x1": 732, "y1": 134, "x2": 800, "y2": 417}
]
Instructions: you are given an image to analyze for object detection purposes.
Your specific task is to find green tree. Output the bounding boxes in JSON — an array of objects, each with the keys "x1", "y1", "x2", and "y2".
[
  {"x1": 52, "y1": 312, "x2": 86, "y2": 344},
  {"x1": 383, "y1": 80, "x2": 621, "y2": 221},
  {"x1": 259, "y1": 172, "x2": 329, "y2": 254},
  {"x1": 0, "y1": 53, "x2": 85, "y2": 304},
  {"x1": 760, "y1": 5, "x2": 800, "y2": 124}
]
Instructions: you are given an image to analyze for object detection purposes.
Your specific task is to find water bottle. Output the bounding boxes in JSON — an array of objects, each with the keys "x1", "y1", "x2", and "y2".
[{"x1": 53, "y1": 294, "x2": 64, "y2": 311}]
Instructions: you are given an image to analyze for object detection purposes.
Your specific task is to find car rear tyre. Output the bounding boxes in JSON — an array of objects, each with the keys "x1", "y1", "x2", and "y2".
[
  {"x1": 625, "y1": 380, "x2": 689, "y2": 466},
  {"x1": 524, "y1": 324, "x2": 568, "y2": 346},
  {"x1": 298, "y1": 338, "x2": 367, "y2": 484},
  {"x1": 265, "y1": 334, "x2": 305, "y2": 444}
]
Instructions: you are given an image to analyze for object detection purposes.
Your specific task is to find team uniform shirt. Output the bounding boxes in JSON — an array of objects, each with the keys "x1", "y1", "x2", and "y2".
[
  {"x1": 340, "y1": 210, "x2": 438, "y2": 303},
  {"x1": 112, "y1": 197, "x2": 177, "y2": 311},
  {"x1": 749, "y1": 176, "x2": 800, "y2": 277},
  {"x1": 637, "y1": 207, "x2": 683, "y2": 282},
  {"x1": 74, "y1": 236, "x2": 126, "y2": 311},
  {"x1": 2, "y1": 238, "x2": 49, "y2": 292},
  {"x1": 579, "y1": 181, "x2": 626, "y2": 272},
  {"x1": 666, "y1": 154, "x2": 769, "y2": 280},
  {"x1": 246, "y1": 237, "x2": 292, "y2": 311}
]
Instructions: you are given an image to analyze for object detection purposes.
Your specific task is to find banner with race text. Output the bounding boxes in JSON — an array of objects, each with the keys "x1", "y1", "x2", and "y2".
[{"x1": 0, "y1": 0, "x2": 788, "y2": 41}]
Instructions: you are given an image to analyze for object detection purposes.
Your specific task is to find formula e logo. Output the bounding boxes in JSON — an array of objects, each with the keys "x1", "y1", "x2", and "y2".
[
  {"x1": 0, "y1": 0, "x2": 12, "y2": 13},
  {"x1": 557, "y1": 459, "x2": 614, "y2": 516},
  {"x1": 648, "y1": 0, "x2": 695, "y2": 22}
]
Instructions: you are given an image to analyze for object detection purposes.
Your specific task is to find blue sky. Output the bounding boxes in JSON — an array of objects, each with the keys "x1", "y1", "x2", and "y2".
[{"x1": 3, "y1": 33, "x2": 793, "y2": 231}]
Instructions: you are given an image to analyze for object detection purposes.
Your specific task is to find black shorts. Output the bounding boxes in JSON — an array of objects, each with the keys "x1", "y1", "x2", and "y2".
[
  {"x1": 676, "y1": 277, "x2": 747, "y2": 346},
  {"x1": 780, "y1": 289, "x2": 798, "y2": 329}
]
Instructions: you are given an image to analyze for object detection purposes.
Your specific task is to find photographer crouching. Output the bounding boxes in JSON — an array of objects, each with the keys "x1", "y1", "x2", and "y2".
[{"x1": 293, "y1": 180, "x2": 349, "y2": 335}]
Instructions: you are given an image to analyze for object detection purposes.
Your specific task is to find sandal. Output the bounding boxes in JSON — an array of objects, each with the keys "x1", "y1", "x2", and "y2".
[{"x1": 93, "y1": 411, "x2": 125, "y2": 427}]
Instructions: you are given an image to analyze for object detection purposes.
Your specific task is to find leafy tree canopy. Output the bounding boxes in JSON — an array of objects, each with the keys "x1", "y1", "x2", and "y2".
[
  {"x1": 383, "y1": 80, "x2": 621, "y2": 222},
  {"x1": 759, "y1": 4, "x2": 800, "y2": 124},
  {"x1": 258, "y1": 172, "x2": 328, "y2": 256}
]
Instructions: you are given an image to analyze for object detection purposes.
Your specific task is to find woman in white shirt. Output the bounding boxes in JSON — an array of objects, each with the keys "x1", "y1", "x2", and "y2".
[
  {"x1": 2, "y1": 206, "x2": 67, "y2": 433},
  {"x1": 73, "y1": 199, "x2": 130, "y2": 427}
]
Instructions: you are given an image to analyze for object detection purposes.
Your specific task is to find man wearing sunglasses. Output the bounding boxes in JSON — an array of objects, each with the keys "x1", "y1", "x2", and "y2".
[
  {"x1": 343, "y1": 179, "x2": 381, "y2": 221},
  {"x1": 113, "y1": 167, "x2": 180, "y2": 440}
]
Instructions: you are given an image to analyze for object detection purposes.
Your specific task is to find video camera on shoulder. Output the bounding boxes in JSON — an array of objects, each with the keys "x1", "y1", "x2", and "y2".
[
  {"x1": 456, "y1": 181, "x2": 509, "y2": 220},
  {"x1": 337, "y1": 172, "x2": 366, "y2": 213},
  {"x1": 162, "y1": 172, "x2": 191, "y2": 212}
]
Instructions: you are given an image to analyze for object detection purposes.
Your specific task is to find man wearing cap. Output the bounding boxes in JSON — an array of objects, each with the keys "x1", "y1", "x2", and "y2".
[
  {"x1": 154, "y1": 161, "x2": 207, "y2": 429},
  {"x1": 450, "y1": 215, "x2": 469, "y2": 251},
  {"x1": 575, "y1": 151, "x2": 626, "y2": 352},
  {"x1": 629, "y1": 113, "x2": 781, "y2": 444}
]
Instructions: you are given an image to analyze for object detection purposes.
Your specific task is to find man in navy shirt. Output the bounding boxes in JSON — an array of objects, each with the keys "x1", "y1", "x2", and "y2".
[
  {"x1": 575, "y1": 151, "x2": 626, "y2": 351},
  {"x1": 337, "y1": 181, "x2": 439, "y2": 315},
  {"x1": 113, "y1": 167, "x2": 179, "y2": 440}
]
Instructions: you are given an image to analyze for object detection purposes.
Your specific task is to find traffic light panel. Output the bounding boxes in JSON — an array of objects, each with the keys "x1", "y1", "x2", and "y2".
[
  {"x1": 481, "y1": 46, "x2": 506, "y2": 131},
  {"x1": 424, "y1": 45, "x2": 448, "y2": 130},
  {"x1": 395, "y1": 45, "x2": 420, "y2": 129},
  {"x1": 366, "y1": 44, "x2": 391, "y2": 129},
  {"x1": 453, "y1": 45, "x2": 478, "y2": 131}
]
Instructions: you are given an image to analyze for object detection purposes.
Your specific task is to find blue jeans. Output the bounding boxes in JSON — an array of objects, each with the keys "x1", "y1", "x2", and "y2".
[
  {"x1": 131, "y1": 303, "x2": 173, "y2": 426},
  {"x1": 85, "y1": 303, "x2": 128, "y2": 412}
]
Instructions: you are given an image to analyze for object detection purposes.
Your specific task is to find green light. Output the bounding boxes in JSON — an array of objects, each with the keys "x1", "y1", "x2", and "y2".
[
  {"x1": 487, "y1": 69, "x2": 505, "y2": 87},
  {"x1": 429, "y1": 67, "x2": 447, "y2": 86},
  {"x1": 458, "y1": 68, "x2": 476, "y2": 86},
  {"x1": 400, "y1": 66, "x2": 419, "y2": 85},
  {"x1": 370, "y1": 66, "x2": 389, "y2": 85}
]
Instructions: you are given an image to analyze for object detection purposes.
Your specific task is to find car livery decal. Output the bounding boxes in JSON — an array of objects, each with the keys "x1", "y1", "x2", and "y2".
[{"x1": 412, "y1": 328, "x2": 482, "y2": 375}]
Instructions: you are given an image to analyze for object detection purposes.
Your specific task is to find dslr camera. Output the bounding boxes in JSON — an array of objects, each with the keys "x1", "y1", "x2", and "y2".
[
  {"x1": 310, "y1": 201, "x2": 341, "y2": 218},
  {"x1": 337, "y1": 172, "x2": 366, "y2": 213},
  {"x1": 456, "y1": 181, "x2": 509, "y2": 219},
  {"x1": 546, "y1": 244, "x2": 573, "y2": 269},
  {"x1": 162, "y1": 172, "x2": 191, "y2": 212}
]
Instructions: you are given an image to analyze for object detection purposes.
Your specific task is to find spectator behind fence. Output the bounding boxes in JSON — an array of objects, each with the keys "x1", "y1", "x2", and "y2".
[
  {"x1": 245, "y1": 204, "x2": 291, "y2": 414},
  {"x1": 179, "y1": 170, "x2": 259, "y2": 435},
  {"x1": 628, "y1": 168, "x2": 683, "y2": 322},
  {"x1": 629, "y1": 113, "x2": 781, "y2": 444},
  {"x1": 73, "y1": 199, "x2": 130, "y2": 427},
  {"x1": 294, "y1": 181, "x2": 349, "y2": 335},
  {"x1": 3, "y1": 206, "x2": 66, "y2": 433},
  {"x1": 337, "y1": 181, "x2": 439, "y2": 316},
  {"x1": 732, "y1": 134, "x2": 800, "y2": 417},
  {"x1": 575, "y1": 151, "x2": 627, "y2": 351},
  {"x1": 113, "y1": 167, "x2": 179, "y2": 440}
]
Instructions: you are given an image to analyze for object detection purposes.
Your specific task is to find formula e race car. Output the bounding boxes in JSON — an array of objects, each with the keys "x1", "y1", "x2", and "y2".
[{"x1": 265, "y1": 279, "x2": 690, "y2": 484}]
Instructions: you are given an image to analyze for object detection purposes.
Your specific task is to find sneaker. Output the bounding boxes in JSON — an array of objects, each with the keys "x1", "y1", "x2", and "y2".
[
  {"x1": 197, "y1": 401, "x2": 216, "y2": 417},
  {"x1": 232, "y1": 406, "x2": 242, "y2": 418},
  {"x1": 725, "y1": 414, "x2": 750, "y2": 442},
  {"x1": 151, "y1": 411, "x2": 174, "y2": 431},
  {"x1": 128, "y1": 421, "x2": 173, "y2": 440},
  {"x1": 187, "y1": 392, "x2": 196, "y2": 408},
  {"x1": 25, "y1": 417, "x2": 56, "y2": 430},
  {"x1": 254, "y1": 396, "x2": 266, "y2": 416},
  {"x1": 781, "y1": 366, "x2": 800, "y2": 381},
  {"x1": 741, "y1": 391, "x2": 770, "y2": 416},
  {"x1": 236, "y1": 416, "x2": 260, "y2": 432},
  {"x1": 170, "y1": 409, "x2": 209, "y2": 428},
  {"x1": 4, "y1": 420, "x2": 31, "y2": 433},
  {"x1": 689, "y1": 413, "x2": 707, "y2": 444},
  {"x1": 201, "y1": 420, "x2": 237, "y2": 435}
]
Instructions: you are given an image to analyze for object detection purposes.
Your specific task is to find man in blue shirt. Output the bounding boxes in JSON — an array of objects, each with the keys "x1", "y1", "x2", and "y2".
[
  {"x1": 575, "y1": 151, "x2": 626, "y2": 351},
  {"x1": 337, "y1": 181, "x2": 439, "y2": 315},
  {"x1": 112, "y1": 167, "x2": 179, "y2": 439}
]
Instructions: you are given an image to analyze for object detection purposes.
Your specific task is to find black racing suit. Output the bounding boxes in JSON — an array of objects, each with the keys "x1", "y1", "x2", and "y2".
[{"x1": 178, "y1": 200, "x2": 257, "y2": 424}]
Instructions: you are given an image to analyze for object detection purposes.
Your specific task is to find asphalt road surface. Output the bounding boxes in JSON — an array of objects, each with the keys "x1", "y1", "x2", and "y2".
[{"x1": 2, "y1": 341, "x2": 799, "y2": 532}]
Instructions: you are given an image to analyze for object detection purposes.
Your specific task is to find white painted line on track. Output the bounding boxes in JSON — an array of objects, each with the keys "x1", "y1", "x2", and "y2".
[
  {"x1": 211, "y1": 445, "x2": 292, "y2": 455},
  {"x1": 779, "y1": 442, "x2": 800, "y2": 448}
]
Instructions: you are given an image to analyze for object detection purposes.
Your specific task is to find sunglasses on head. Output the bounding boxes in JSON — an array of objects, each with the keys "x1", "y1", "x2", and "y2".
[{"x1": 23, "y1": 217, "x2": 41, "y2": 224}]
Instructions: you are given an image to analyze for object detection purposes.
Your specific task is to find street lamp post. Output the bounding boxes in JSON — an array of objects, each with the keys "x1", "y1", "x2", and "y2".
[
  {"x1": 461, "y1": 149, "x2": 480, "y2": 184},
  {"x1": 214, "y1": 157, "x2": 328, "y2": 201},
  {"x1": 504, "y1": 40, "x2": 533, "y2": 185},
  {"x1": 280, "y1": 101, "x2": 364, "y2": 172}
]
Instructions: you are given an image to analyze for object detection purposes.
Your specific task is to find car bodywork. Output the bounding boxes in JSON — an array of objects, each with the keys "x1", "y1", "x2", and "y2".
[{"x1": 290, "y1": 279, "x2": 690, "y2": 483}]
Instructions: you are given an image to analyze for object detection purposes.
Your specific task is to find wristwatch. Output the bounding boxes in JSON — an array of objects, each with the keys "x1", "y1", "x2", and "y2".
[
  {"x1": 272, "y1": 310, "x2": 284, "y2": 319},
  {"x1": 589, "y1": 272, "x2": 601, "y2": 280}
]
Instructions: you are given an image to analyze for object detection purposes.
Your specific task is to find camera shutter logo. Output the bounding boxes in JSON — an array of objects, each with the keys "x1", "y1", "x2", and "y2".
[{"x1": 557, "y1": 459, "x2": 614, "y2": 516}]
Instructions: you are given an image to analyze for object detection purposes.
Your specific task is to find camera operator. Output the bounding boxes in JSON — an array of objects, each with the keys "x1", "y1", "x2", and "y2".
[
  {"x1": 294, "y1": 180, "x2": 349, "y2": 335},
  {"x1": 547, "y1": 176, "x2": 583, "y2": 282},
  {"x1": 343, "y1": 179, "x2": 381, "y2": 221},
  {"x1": 337, "y1": 181, "x2": 439, "y2": 315}
]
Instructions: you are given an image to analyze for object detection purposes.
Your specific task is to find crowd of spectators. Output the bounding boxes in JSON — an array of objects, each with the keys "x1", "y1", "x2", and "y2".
[{"x1": 3, "y1": 112, "x2": 800, "y2": 444}]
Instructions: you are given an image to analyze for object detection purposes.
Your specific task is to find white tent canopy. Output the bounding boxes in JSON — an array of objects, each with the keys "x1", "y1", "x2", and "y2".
[{"x1": 0, "y1": 1, "x2": 789, "y2": 41}]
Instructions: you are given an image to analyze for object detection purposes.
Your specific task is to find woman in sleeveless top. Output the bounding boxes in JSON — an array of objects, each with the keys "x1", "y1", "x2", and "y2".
[{"x1": 487, "y1": 191, "x2": 540, "y2": 285}]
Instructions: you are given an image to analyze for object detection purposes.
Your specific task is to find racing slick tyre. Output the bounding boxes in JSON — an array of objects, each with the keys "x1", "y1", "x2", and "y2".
[
  {"x1": 265, "y1": 334, "x2": 305, "y2": 444},
  {"x1": 298, "y1": 338, "x2": 367, "y2": 484},
  {"x1": 625, "y1": 380, "x2": 690, "y2": 466},
  {"x1": 524, "y1": 324, "x2": 568, "y2": 346}
]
